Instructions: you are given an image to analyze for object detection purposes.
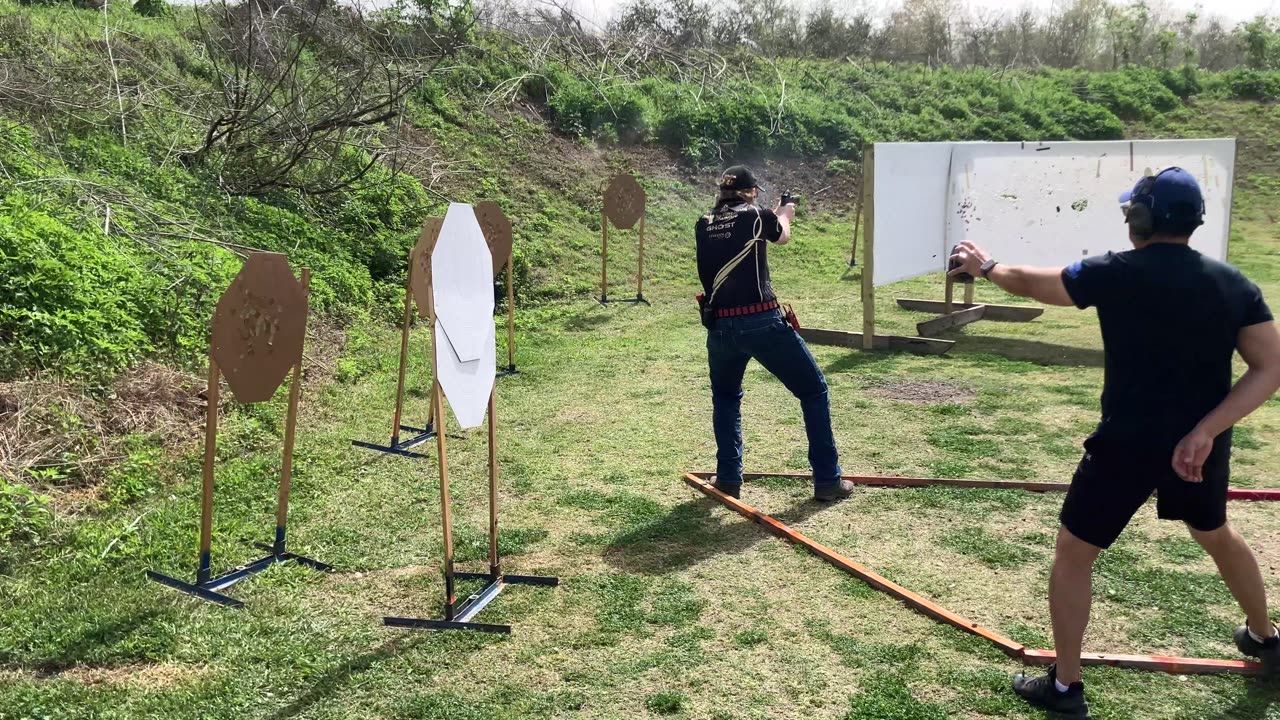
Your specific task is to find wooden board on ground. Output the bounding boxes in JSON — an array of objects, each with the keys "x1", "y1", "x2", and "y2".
[
  {"x1": 916, "y1": 305, "x2": 987, "y2": 337},
  {"x1": 897, "y1": 298, "x2": 1045, "y2": 322},
  {"x1": 798, "y1": 327, "x2": 953, "y2": 355}
]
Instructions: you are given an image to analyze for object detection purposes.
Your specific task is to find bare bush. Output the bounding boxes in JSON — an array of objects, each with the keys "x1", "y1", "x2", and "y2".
[{"x1": 176, "y1": 0, "x2": 471, "y2": 197}]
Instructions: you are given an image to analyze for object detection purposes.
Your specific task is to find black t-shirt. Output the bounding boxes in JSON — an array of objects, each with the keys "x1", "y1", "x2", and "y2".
[
  {"x1": 695, "y1": 203, "x2": 784, "y2": 308},
  {"x1": 1061, "y1": 244, "x2": 1273, "y2": 448}
]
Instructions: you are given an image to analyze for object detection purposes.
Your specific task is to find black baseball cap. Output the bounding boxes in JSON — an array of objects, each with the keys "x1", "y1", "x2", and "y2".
[{"x1": 719, "y1": 165, "x2": 760, "y2": 191}]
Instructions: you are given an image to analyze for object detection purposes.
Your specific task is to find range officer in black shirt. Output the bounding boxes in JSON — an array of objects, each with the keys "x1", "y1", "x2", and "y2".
[
  {"x1": 950, "y1": 168, "x2": 1280, "y2": 717},
  {"x1": 695, "y1": 166, "x2": 854, "y2": 502}
]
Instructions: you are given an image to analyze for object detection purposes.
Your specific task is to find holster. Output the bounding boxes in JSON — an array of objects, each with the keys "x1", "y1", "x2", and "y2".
[{"x1": 696, "y1": 293, "x2": 716, "y2": 329}]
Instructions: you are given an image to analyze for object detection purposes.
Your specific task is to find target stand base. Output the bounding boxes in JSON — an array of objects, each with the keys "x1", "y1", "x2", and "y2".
[
  {"x1": 599, "y1": 294, "x2": 650, "y2": 307},
  {"x1": 147, "y1": 532, "x2": 333, "y2": 609},
  {"x1": 350, "y1": 423, "x2": 436, "y2": 459},
  {"x1": 496, "y1": 365, "x2": 519, "y2": 379},
  {"x1": 384, "y1": 571, "x2": 559, "y2": 635}
]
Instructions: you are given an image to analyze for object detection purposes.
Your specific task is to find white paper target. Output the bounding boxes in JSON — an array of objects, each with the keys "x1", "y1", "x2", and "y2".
[
  {"x1": 944, "y1": 139, "x2": 1234, "y2": 269},
  {"x1": 435, "y1": 319, "x2": 496, "y2": 429},
  {"x1": 431, "y1": 203, "x2": 496, "y2": 429}
]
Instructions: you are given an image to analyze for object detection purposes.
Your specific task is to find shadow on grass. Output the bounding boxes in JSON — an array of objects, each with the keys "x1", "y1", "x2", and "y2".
[
  {"x1": 562, "y1": 311, "x2": 613, "y2": 332},
  {"x1": 16, "y1": 608, "x2": 171, "y2": 675},
  {"x1": 266, "y1": 635, "x2": 448, "y2": 720},
  {"x1": 601, "y1": 495, "x2": 824, "y2": 575},
  {"x1": 951, "y1": 335, "x2": 1105, "y2": 368},
  {"x1": 1203, "y1": 677, "x2": 1280, "y2": 720},
  {"x1": 820, "y1": 348, "x2": 902, "y2": 376}
]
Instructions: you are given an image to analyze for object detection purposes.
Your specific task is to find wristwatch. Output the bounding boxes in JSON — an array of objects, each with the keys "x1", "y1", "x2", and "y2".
[{"x1": 979, "y1": 259, "x2": 998, "y2": 279}]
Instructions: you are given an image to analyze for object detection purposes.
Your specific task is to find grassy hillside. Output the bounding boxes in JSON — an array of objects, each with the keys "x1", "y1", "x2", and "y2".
[{"x1": 5, "y1": 1, "x2": 1280, "y2": 718}]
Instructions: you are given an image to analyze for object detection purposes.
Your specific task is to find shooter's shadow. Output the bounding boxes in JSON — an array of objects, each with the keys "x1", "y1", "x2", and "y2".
[
  {"x1": 950, "y1": 335, "x2": 1105, "y2": 368},
  {"x1": 602, "y1": 494, "x2": 824, "y2": 575}
]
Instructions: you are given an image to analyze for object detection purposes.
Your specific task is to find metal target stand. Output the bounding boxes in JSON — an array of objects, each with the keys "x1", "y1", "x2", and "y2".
[
  {"x1": 147, "y1": 255, "x2": 332, "y2": 608},
  {"x1": 599, "y1": 174, "x2": 650, "y2": 306},
  {"x1": 384, "y1": 205, "x2": 557, "y2": 635}
]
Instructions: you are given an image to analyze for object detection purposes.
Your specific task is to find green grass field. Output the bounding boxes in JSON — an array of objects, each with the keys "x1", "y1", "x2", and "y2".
[
  {"x1": 5, "y1": 174, "x2": 1280, "y2": 719},
  {"x1": 5, "y1": 90, "x2": 1280, "y2": 718}
]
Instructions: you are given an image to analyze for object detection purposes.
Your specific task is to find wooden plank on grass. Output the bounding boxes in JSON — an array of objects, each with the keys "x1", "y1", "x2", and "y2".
[
  {"x1": 683, "y1": 473, "x2": 1026, "y2": 659},
  {"x1": 689, "y1": 470, "x2": 1280, "y2": 503},
  {"x1": 797, "y1": 327, "x2": 953, "y2": 355},
  {"x1": 916, "y1": 305, "x2": 987, "y2": 337},
  {"x1": 1023, "y1": 648, "x2": 1262, "y2": 676},
  {"x1": 896, "y1": 298, "x2": 1044, "y2": 322}
]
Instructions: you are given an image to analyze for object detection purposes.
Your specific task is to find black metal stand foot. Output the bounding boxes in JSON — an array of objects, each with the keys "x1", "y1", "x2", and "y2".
[
  {"x1": 350, "y1": 423, "x2": 436, "y2": 459},
  {"x1": 496, "y1": 365, "x2": 519, "y2": 379},
  {"x1": 147, "y1": 543, "x2": 334, "y2": 608},
  {"x1": 600, "y1": 295, "x2": 649, "y2": 306},
  {"x1": 383, "y1": 572, "x2": 559, "y2": 634}
]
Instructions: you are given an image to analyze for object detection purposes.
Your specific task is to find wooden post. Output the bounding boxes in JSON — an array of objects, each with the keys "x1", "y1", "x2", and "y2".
[
  {"x1": 505, "y1": 248, "x2": 516, "y2": 372},
  {"x1": 944, "y1": 276, "x2": 955, "y2": 315},
  {"x1": 391, "y1": 252, "x2": 414, "y2": 443},
  {"x1": 273, "y1": 268, "x2": 309, "y2": 554},
  {"x1": 850, "y1": 178, "x2": 864, "y2": 265},
  {"x1": 600, "y1": 209, "x2": 609, "y2": 301},
  {"x1": 963, "y1": 281, "x2": 975, "y2": 306},
  {"x1": 487, "y1": 388, "x2": 499, "y2": 579},
  {"x1": 637, "y1": 213, "x2": 645, "y2": 300},
  {"x1": 197, "y1": 354, "x2": 219, "y2": 584},
  {"x1": 860, "y1": 145, "x2": 877, "y2": 350},
  {"x1": 425, "y1": 277, "x2": 456, "y2": 620}
]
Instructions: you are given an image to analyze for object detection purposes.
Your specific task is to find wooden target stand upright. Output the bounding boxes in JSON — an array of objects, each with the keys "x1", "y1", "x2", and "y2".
[
  {"x1": 351, "y1": 204, "x2": 520, "y2": 459},
  {"x1": 351, "y1": 219, "x2": 444, "y2": 459},
  {"x1": 147, "y1": 253, "x2": 332, "y2": 608},
  {"x1": 384, "y1": 204, "x2": 557, "y2": 635},
  {"x1": 599, "y1": 173, "x2": 650, "y2": 306}
]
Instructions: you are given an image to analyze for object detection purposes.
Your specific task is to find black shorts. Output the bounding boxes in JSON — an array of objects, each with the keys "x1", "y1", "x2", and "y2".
[{"x1": 1059, "y1": 433, "x2": 1232, "y2": 549}]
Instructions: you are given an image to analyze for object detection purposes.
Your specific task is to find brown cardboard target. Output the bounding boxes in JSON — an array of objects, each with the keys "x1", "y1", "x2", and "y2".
[
  {"x1": 210, "y1": 252, "x2": 307, "y2": 404},
  {"x1": 603, "y1": 174, "x2": 646, "y2": 230},
  {"x1": 411, "y1": 217, "x2": 444, "y2": 320},
  {"x1": 474, "y1": 201, "x2": 513, "y2": 278}
]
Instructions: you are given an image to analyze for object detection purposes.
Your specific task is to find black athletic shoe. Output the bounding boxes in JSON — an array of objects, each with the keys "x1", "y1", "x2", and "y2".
[
  {"x1": 1012, "y1": 664, "x2": 1089, "y2": 718},
  {"x1": 1234, "y1": 623, "x2": 1280, "y2": 669},
  {"x1": 813, "y1": 479, "x2": 856, "y2": 502},
  {"x1": 709, "y1": 476, "x2": 741, "y2": 499}
]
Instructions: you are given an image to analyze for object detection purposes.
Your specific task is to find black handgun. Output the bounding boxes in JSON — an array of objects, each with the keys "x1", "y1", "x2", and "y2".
[
  {"x1": 948, "y1": 244, "x2": 974, "y2": 282},
  {"x1": 779, "y1": 190, "x2": 795, "y2": 208}
]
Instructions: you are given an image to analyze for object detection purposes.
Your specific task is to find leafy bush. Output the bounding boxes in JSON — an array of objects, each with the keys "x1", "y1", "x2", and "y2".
[{"x1": 0, "y1": 195, "x2": 158, "y2": 380}]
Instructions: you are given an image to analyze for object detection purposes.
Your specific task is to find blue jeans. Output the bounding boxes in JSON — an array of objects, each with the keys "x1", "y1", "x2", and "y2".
[{"x1": 706, "y1": 308, "x2": 842, "y2": 490}]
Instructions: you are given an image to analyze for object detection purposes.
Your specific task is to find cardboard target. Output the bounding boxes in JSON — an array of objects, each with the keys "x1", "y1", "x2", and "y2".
[
  {"x1": 210, "y1": 252, "x2": 308, "y2": 404},
  {"x1": 474, "y1": 201, "x2": 513, "y2": 278},
  {"x1": 603, "y1": 174, "x2": 645, "y2": 230},
  {"x1": 411, "y1": 217, "x2": 444, "y2": 320}
]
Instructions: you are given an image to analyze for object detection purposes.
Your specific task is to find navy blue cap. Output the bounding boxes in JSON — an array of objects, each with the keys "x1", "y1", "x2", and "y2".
[{"x1": 1118, "y1": 167, "x2": 1205, "y2": 230}]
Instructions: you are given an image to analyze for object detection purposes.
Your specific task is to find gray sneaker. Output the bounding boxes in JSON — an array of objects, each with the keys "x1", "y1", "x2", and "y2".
[{"x1": 813, "y1": 479, "x2": 855, "y2": 502}]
